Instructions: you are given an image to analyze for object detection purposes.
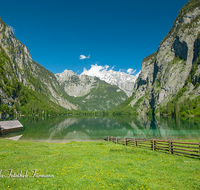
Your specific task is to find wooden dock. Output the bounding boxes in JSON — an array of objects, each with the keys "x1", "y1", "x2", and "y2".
[{"x1": 0, "y1": 120, "x2": 23, "y2": 134}]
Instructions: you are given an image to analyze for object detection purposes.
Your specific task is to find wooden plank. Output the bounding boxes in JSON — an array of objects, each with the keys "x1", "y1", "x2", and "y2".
[
  {"x1": 138, "y1": 141, "x2": 151, "y2": 145},
  {"x1": 136, "y1": 138, "x2": 151, "y2": 141},
  {"x1": 173, "y1": 147, "x2": 199, "y2": 153},
  {"x1": 156, "y1": 145, "x2": 169, "y2": 149},
  {"x1": 137, "y1": 140, "x2": 151, "y2": 143},
  {"x1": 173, "y1": 151, "x2": 200, "y2": 157},
  {"x1": 172, "y1": 144, "x2": 199, "y2": 149},
  {"x1": 127, "y1": 140, "x2": 135, "y2": 142},
  {"x1": 138, "y1": 144, "x2": 151, "y2": 147},
  {"x1": 156, "y1": 147, "x2": 169, "y2": 151},
  {"x1": 154, "y1": 139, "x2": 169, "y2": 142},
  {"x1": 137, "y1": 139, "x2": 151, "y2": 142},
  {"x1": 156, "y1": 142, "x2": 170, "y2": 145},
  {"x1": 172, "y1": 141, "x2": 199, "y2": 145}
]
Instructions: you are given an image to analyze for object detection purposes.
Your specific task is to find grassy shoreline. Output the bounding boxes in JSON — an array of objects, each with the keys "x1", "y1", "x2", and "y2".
[{"x1": 0, "y1": 139, "x2": 199, "y2": 189}]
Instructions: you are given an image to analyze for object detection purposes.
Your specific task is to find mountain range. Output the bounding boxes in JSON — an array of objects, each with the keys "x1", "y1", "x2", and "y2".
[
  {"x1": 80, "y1": 66, "x2": 139, "y2": 97},
  {"x1": 0, "y1": 18, "x2": 129, "y2": 115},
  {"x1": 1, "y1": 0, "x2": 200, "y2": 117},
  {"x1": 55, "y1": 69, "x2": 128, "y2": 111}
]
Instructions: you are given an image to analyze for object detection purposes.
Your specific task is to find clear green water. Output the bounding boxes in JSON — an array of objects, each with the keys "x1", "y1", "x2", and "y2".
[{"x1": 2, "y1": 115, "x2": 200, "y2": 142}]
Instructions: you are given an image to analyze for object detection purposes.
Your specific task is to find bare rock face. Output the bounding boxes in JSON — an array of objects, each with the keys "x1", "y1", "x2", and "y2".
[
  {"x1": 129, "y1": 3, "x2": 200, "y2": 115},
  {"x1": 96, "y1": 70, "x2": 139, "y2": 97},
  {"x1": 129, "y1": 53, "x2": 156, "y2": 114},
  {"x1": 81, "y1": 69, "x2": 139, "y2": 97},
  {"x1": 55, "y1": 70, "x2": 98, "y2": 97}
]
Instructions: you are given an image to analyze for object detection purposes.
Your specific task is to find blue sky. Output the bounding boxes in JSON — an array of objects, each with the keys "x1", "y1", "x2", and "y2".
[{"x1": 0, "y1": 0, "x2": 189, "y2": 75}]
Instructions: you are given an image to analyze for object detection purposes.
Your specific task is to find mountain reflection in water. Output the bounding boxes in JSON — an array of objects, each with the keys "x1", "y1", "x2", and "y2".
[{"x1": 13, "y1": 115, "x2": 200, "y2": 142}]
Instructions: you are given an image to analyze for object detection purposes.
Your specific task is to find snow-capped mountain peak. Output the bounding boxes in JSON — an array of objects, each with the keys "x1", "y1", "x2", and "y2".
[{"x1": 81, "y1": 64, "x2": 140, "y2": 97}]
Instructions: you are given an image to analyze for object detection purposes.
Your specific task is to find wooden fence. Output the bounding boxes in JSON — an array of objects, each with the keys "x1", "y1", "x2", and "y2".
[{"x1": 105, "y1": 136, "x2": 200, "y2": 158}]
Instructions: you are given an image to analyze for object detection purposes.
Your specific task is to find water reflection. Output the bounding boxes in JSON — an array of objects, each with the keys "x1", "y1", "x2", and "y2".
[{"x1": 8, "y1": 115, "x2": 200, "y2": 142}]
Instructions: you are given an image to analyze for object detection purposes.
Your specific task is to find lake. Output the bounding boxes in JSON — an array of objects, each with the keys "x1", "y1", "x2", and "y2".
[{"x1": 1, "y1": 115, "x2": 200, "y2": 142}]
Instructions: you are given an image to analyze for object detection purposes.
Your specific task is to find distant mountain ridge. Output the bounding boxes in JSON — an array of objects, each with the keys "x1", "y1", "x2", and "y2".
[
  {"x1": 55, "y1": 69, "x2": 128, "y2": 111},
  {"x1": 81, "y1": 67, "x2": 139, "y2": 97}
]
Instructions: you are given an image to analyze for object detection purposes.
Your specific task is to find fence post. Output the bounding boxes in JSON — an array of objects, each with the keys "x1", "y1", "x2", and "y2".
[
  {"x1": 124, "y1": 138, "x2": 127, "y2": 146},
  {"x1": 108, "y1": 136, "x2": 110, "y2": 141},
  {"x1": 153, "y1": 139, "x2": 156, "y2": 151},
  {"x1": 134, "y1": 138, "x2": 137, "y2": 147},
  {"x1": 171, "y1": 141, "x2": 173, "y2": 154},
  {"x1": 169, "y1": 141, "x2": 171, "y2": 154},
  {"x1": 116, "y1": 138, "x2": 118, "y2": 144},
  {"x1": 199, "y1": 142, "x2": 200, "y2": 153},
  {"x1": 111, "y1": 136, "x2": 114, "y2": 142}
]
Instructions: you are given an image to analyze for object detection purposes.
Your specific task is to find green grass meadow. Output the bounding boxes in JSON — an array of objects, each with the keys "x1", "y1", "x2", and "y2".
[{"x1": 0, "y1": 139, "x2": 199, "y2": 190}]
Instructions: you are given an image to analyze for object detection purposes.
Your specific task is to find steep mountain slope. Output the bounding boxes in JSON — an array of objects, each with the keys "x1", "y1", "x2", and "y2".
[
  {"x1": 0, "y1": 17, "x2": 78, "y2": 115},
  {"x1": 55, "y1": 70, "x2": 128, "y2": 111},
  {"x1": 81, "y1": 67, "x2": 139, "y2": 97},
  {"x1": 116, "y1": 0, "x2": 200, "y2": 116}
]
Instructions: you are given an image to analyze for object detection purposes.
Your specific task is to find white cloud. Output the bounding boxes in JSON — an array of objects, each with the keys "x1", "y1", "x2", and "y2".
[
  {"x1": 127, "y1": 68, "x2": 136, "y2": 74},
  {"x1": 79, "y1": 54, "x2": 91, "y2": 60},
  {"x1": 81, "y1": 64, "x2": 139, "y2": 79},
  {"x1": 9, "y1": 26, "x2": 15, "y2": 34},
  {"x1": 81, "y1": 63, "x2": 108, "y2": 78}
]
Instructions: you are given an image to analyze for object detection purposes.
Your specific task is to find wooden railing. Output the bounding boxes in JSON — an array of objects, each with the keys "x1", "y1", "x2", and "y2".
[{"x1": 105, "y1": 136, "x2": 200, "y2": 158}]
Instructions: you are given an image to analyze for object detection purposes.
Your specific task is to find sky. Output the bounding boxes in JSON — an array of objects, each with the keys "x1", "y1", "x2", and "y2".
[{"x1": 0, "y1": 0, "x2": 189, "y2": 76}]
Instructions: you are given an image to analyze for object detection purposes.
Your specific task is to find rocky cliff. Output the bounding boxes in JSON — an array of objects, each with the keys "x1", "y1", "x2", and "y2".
[
  {"x1": 55, "y1": 70, "x2": 98, "y2": 97},
  {"x1": 125, "y1": 0, "x2": 200, "y2": 116}
]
